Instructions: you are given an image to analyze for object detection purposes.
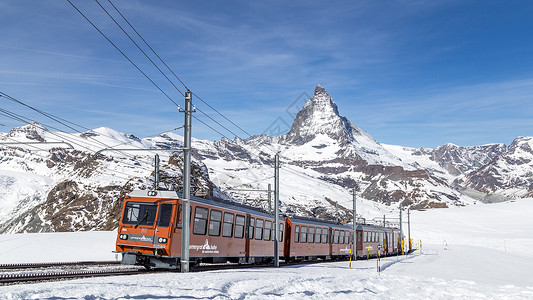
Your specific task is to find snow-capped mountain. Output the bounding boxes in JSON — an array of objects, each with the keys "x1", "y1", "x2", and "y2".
[
  {"x1": 0, "y1": 85, "x2": 531, "y2": 233},
  {"x1": 201, "y1": 85, "x2": 475, "y2": 210},
  {"x1": 457, "y1": 136, "x2": 533, "y2": 201},
  {"x1": 0, "y1": 123, "x2": 214, "y2": 233}
]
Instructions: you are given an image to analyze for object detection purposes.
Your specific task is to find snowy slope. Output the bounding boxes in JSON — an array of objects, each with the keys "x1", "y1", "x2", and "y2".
[
  {"x1": 1, "y1": 198, "x2": 532, "y2": 299},
  {"x1": 0, "y1": 86, "x2": 531, "y2": 234}
]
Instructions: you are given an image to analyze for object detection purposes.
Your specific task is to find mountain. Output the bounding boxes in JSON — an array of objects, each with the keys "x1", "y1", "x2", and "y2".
[
  {"x1": 0, "y1": 85, "x2": 531, "y2": 233},
  {"x1": 431, "y1": 143, "x2": 507, "y2": 176},
  {"x1": 0, "y1": 124, "x2": 214, "y2": 233},
  {"x1": 456, "y1": 136, "x2": 533, "y2": 201}
]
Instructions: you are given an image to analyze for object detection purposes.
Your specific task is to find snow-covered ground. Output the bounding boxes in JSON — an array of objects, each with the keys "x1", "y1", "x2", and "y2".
[{"x1": 1, "y1": 198, "x2": 532, "y2": 299}]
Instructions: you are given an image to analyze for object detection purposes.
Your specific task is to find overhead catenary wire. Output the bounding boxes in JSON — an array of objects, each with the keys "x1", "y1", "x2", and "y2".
[
  {"x1": 100, "y1": 0, "x2": 253, "y2": 139},
  {"x1": 0, "y1": 107, "x2": 153, "y2": 179},
  {"x1": 66, "y1": 1, "x2": 343, "y2": 197},
  {"x1": 94, "y1": 0, "x2": 184, "y2": 97},
  {"x1": 106, "y1": 0, "x2": 189, "y2": 91},
  {"x1": 0, "y1": 134, "x2": 133, "y2": 182},
  {"x1": 66, "y1": 0, "x2": 180, "y2": 108},
  {"x1": 0, "y1": 92, "x2": 138, "y2": 159}
]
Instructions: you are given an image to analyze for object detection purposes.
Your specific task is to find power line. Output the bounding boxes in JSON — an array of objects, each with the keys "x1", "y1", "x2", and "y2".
[
  {"x1": 0, "y1": 92, "x2": 137, "y2": 159},
  {"x1": 106, "y1": 0, "x2": 189, "y2": 91},
  {"x1": 66, "y1": 1, "x2": 337, "y2": 196},
  {"x1": 191, "y1": 92, "x2": 254, "y2": 137},
  {"x1": 192, "y1": 116, "x2": 227, "y2": 138},
  {"x1": 94, "y1": 0, "x2": 184, "y2": 97},
  {"x1": 102, "y1": 0, "x2": 253, "y2": 139},
  {"x1": 66, "y1": 0, "x2": 180, "y2": 108}
]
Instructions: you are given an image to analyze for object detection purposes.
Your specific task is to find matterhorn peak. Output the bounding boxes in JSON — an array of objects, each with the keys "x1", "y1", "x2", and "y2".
[
  {"x1": 314, "y1": 84, "x2": 329, "y2": 97},
  {"x1": 284, "y1": 85, "x2": 364, "y2": 145},
  {"x1": 281, "y1": 85, "x2": 403, "y2": 166}
]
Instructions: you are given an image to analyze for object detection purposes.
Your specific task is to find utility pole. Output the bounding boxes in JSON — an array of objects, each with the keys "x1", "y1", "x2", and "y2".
[
  {"x1": 383, "y1": 215, "x2": 386, "y2": 227},
  {"x1": 154, "y1": 154, "x2": 160, "y2": 190},
  {"x1": 399, "y1": 204, "x2": 403, "y2": 254},
  {"x1": 408, "y1": 208, "x2": 411, "y2": 252},
  {"x1": 335, "y1": 201, "x2": 339, "y2": 223},
  {"x1": 180, "y1": 90, "x2": 194, "y2": 273},
  {"x1": 274, "y1": 154, "x2": 280, "y2": 267},
  {"x1": 268, "y1": 184, "x2": 272, "y2": 214},
  {"x1": 352, "y1": 187, "x2": 357, "y2": 261}
]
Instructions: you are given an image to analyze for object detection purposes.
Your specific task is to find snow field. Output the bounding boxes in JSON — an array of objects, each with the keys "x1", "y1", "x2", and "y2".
[{"x1": 1, "y1": 198, "x2": 532, "y2": 298}]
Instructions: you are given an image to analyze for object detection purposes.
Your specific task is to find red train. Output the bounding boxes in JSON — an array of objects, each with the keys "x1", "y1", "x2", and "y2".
[{"x1": 115, "y1": 189, "x2": 401, "y2": 269}]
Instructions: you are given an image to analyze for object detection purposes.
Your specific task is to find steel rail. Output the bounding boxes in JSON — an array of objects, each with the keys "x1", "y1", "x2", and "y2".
[
  {"x1": 0, "y1": 260, "x2": 120, "y2": 270},
  {"x1": 0, "y1": 268, "x2": 146, "y2": 284}
]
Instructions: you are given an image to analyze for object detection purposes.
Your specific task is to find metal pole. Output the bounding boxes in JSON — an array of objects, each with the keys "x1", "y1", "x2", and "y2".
[
  {"x1": 154, "y1": 154, "x2": 160, "y2": 190},
  {"x1": 383, "y1": 215, "x2": 386, "y2": 227},
  {"x1": 352, "y1": 188, "x2": 357, "y2": 261},
  {"x1": 181, "y1": 90, "x2": 193, "y2": 273},
  {"x1": 408, "y1": 208, "x2": 411, "y2": 252},
  {"x1": 399, "y1": 204, "x2": 403, "y2": 254},
  {"x1": 268, "y1": 184, "x2": 272, "y2": 214},
  {"x1": 274, "y1": 154, "x2": 280, "y2": 267},
  {"x1": 336, "y1": 201, "x2": 339, "y2": 223}
]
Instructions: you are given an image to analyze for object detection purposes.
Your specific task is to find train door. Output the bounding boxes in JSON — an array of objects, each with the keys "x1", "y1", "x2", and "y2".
[
  {"x1": 356, "y1": 230, "x2": 363, "y2": 251},
  {"x1": 153, "y1": 200, "x2": 177, "y2": 241}
]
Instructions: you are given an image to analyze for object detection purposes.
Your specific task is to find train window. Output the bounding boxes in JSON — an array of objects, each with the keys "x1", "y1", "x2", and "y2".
[
  {"x1": 255, "y1": 219, "x2": 264, "y2": 240},
  {"x1": 157, "y1": 203, "x2": 173, "y2": 227},
  {"x1": 246, "y1": 217, "x2": 255, "y2": 239},
  {"x1": 334, "y1": 230, "x2": 339, "y2": 244},
  {"x1": 322, "y1": 229, "x2": 327, "y2": 244},
  {"x1": 235, "y1": 215, "x2": 245, "y2": 238},
  {"x1": 208, "y1": 210, "x2": 222, "y2": 236},
  {"x1": 264, "y1": 220, "x2": 272, "y2": 241},
  {"x1": 340, "y1": 231, "x2": 345, "y2": 244},
  {"x1": 329, "y1": 229, "x2": 333, "y2": 244},
  {"x1": 315, "y1": 228, "x2": 321, "y2": 243},
  {"x1": 295, "y1": 225, "x2": 300, "y2": 243},
  {"x1": 300, "y1": 226, "x2": 307, "y2": 243},
  {"x1": 193, "y1": 206, "x2": 209, "y2": 235},
  {"x1": 122, "y1": 202, "x2": 157, "y2": 227},
  {"x1": 222, "y1": 213, "x2": 234, "y2": 237},
  {"x1": 279, "y1": 223, "x2": 284, "y2": 241},
  {"x1": 308, "y1": 227, "x2": 315, "y2": 243}
]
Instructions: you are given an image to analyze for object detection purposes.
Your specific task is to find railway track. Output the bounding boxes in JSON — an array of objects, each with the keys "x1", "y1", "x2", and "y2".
[
  {"x1": 0, "y1": 268, "x2": 148, "y2": 284},
  {"x1": 0, "y1": 261, "x2": 148, "y2": 285},
  {"x1": 0, "y1": 260, "x2": 121, "y2": 270}
]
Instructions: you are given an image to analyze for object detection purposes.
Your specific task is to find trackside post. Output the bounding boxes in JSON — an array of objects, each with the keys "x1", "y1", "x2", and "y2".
[
  {"x1": 349, "y1": 248, "x2": 352, "y2": 270},
  {"x1": 377, "y1": 245, "x2": 382, "y2": 276}
]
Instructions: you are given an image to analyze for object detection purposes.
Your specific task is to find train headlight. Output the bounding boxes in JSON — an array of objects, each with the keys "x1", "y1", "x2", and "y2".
[
  {"x1": 119, "y1": 234, "x2": 128, "y2": 240},
  {"x1": 157, "y1": 237, "x2": 167, "y2": 243}
]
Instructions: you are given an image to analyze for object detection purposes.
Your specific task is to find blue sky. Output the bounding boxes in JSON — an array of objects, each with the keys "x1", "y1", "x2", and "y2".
[{"x1": 1, "y1": 0, "x2": 532, "y2": 148}]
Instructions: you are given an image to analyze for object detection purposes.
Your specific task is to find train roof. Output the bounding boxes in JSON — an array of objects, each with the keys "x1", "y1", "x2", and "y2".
[
  {"x1": 357, "y1": 224, "x2": 399, "y2": 232},
  {"x1": 128, "y1": 189, "x2": 273, "y2": 219},
  {"x1": 287, "y1": 216, "x2": 353, "y2": 229}
]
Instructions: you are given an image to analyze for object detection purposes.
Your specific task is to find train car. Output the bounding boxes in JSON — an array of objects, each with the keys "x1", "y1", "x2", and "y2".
[
  {"x1": 115, "y1": 189, "x2": 284, "y2": 269},
  {"x1": 356, "y1": 224, "x2": 400, "y2": 258},
  {"x1": 284, "y1": 216, "x2": 353, "y2": 261}
]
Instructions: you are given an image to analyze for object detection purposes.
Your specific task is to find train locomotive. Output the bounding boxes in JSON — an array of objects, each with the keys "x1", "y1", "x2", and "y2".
[{"x1": 115, "y1": 189, "x2": 401, "y2": 269}]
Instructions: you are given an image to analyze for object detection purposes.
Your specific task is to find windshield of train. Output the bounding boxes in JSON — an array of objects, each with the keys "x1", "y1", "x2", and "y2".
[{"x1": 122, "y1": 201, "x2": 157, "y2": 226}]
